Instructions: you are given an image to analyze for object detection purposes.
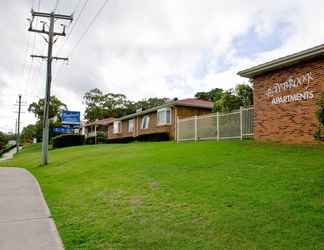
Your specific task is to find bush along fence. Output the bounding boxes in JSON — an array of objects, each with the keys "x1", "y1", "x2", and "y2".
[{"x1": 176, "y1": 106, "x2": 254, "y2": 142}]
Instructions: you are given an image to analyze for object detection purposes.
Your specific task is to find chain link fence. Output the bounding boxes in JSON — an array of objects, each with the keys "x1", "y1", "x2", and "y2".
[{"x1": 176, "y1": 107, "x2": 254, "y2": 142}]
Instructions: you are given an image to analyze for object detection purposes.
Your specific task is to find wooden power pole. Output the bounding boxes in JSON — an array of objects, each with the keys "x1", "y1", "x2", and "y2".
[{"x1": 28, "y1": 10, "x2": 73, "y2": 165}]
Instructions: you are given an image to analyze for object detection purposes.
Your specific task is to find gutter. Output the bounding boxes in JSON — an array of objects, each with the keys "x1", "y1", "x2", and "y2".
[
  {"x1": 238, "y1": 43, "x2": 324, "y2": 78},
  {"x1": 115, "y1": 102, "x2": 213, "y2": 121}
]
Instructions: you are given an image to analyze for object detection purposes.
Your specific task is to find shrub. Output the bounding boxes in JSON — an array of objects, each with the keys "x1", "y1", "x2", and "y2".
[
  {"x1": 107, "y1": 137, "x2": 134, "y2": 144},
  {"x1": 136, "y1": 132, "x2": 169, "y2": 142},
  {"x1": 85, "y1": 136, "x2": 96, "y2": 145},
  {"x1": 52, "y1": 134, "x2": 85, "y2": 149},
  {"x1": 314, "y1": 92, "x2": 324, "y2": 141},
  {"x1": 85, "y1": 135, "x2": 109, "y2": 144},
  {"x1": 97, "y1": 137, "x2": 109, "y2": 144},
  {"x1": 96, "y1": 132, "x2": 109, "y2": 144}
]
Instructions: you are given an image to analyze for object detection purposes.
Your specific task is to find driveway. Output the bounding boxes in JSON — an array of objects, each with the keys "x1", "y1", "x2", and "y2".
[{"x1": 0, "y1": 167, "x2": 64, "y2": 250}]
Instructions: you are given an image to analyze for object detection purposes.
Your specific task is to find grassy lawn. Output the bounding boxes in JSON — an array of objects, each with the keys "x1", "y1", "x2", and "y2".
[{"x1": 1, "y1": 140, "x2": 324, "y2": 249}]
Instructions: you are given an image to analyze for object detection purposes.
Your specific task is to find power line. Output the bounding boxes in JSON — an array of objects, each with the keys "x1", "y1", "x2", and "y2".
[
  {"x1": 53, "y1": 0, "x2": 60, "y2": 11},
  {"x1": 25, "y1": 0, "x2": 42, "y2": 97},
  {"x1": 56, "y1": 0, "x2": 90, "y2": 55},
  {"x1": 67, "y1": 0, "x2": 110, "y2": 57},
  {"x1": 72, "y1": 0, "x2": 83, "y2": 15},
  {"x1": 53, "y1": 0, "x2": 110, "y2": 82}
]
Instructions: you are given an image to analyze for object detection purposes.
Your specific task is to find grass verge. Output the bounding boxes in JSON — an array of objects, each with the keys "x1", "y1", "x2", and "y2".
[{"x1": 1, "y1": 141, "x2": 324, "y2": 249}]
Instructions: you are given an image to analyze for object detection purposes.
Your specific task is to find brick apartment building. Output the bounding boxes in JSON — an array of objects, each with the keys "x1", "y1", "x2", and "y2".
[
  {"x1": 108, "y1": 98, "x2": 214, "y2": 140},
  {"x1": 238, "y1": 44, "x2": 324, "y2": 143}
]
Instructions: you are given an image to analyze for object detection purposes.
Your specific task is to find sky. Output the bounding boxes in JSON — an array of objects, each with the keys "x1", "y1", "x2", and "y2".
[{"x1": 0, "y1": 0, "x2": 323, "y2": 133}]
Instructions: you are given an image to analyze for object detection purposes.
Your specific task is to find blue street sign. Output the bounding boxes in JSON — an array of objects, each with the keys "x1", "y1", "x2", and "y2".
[
  {"x1": 53, "y1": 127, "x2": 74, "y2": 133},
  {"x1": 61, "y1": 111, "x2": 80, "y2": 125}
]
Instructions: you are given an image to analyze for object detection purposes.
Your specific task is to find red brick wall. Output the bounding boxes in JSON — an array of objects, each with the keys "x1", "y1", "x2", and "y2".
[{"x1": 253, "y1": 58, "x2": 324, "y2": 143}]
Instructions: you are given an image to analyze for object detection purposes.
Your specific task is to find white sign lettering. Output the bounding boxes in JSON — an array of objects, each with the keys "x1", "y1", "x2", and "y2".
[
  {"x1": 265, "y1": 72, "x2": 315, "y2": 105},
  {"x1": 271, "y1": 91, "x2": 314, "y2": 105}
]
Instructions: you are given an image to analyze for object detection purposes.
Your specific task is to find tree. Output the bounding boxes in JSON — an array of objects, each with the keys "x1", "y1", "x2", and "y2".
[
  {"x1": 103, "y1": 93, "x2": 130, "y2": 118},
  {"x1": 26, "y1": 96, "x2": 67, "y2": 144},
  {"x1": 83, "y1": 89, "x2": 130, "y2": 121},
  {"x1": 213, "y1": 89, "x2": 242, "y2": 112},
  {"x1": 130, "y1": 98, "x2": 170, "y2": 112},
  {"x1": 195, "y1": 88, "x2": 224, "y2": 102},
  {"x1": 28, "y1": 96, "x2": 67, "y2": 121},
  {"x1": 212, "y1": 84, "x2": 253, "y2": 112},
  {"x1": 21, "y1": 122, "x2": 42, "y2": 143},
  {"x1": 83, "y1": 88, "x2": 170, "y2": 122},
  {"x1": 0, "y1": 132, "x2": 8, "y2": 150},
  {"x1": 235, "y1": 84, "x2": 253, "y2": 107}
]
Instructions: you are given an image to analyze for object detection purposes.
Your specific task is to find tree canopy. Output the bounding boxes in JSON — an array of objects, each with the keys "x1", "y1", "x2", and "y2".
[
  {"x1": 25, "y1": 96, "x2": 67, "y2": 143},
  {"x1": 195, "y1": 88, "x2": 224, "y2": 102},
  {"x1": 83, "y1": 88, "x2": 170, "y2": 122},
  {"x1": 28, "y1": 96, "x2": 67, "y2": 121},
  {"x1": 197, "y1": 84, "x2": 254, "y2": 112},
  {"x1": 0, "y1": 131, "x2": 8, "y2": 150}
]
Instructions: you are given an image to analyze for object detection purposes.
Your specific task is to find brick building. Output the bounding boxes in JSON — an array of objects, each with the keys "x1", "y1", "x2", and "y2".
[
  {"x1": 82, "y1": 118, "x2": 114, "y2": 138},
  {"x1": 108, "y1": 98, "x2": 214, "y2": 140},
  {"x1": 238, "y1": 44, "x2": 324, "y2": 143}
]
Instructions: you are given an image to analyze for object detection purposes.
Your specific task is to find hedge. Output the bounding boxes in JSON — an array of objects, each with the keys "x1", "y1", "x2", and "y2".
[
  {"x1": 52, "y1": 134, "x2": 85, "y2": 149},
  {"x1": 85, "y1": 136, "x2": 96, "y2": 145},
  {"x1": 136, "y1": 132, "x2": 169, "y2": 142},
  {"x1": 106, "y1": 136, "x2": 134, "y2": 144},
  {"x1": 85, "y1": 132, "x2": 170, "y2": 145}
]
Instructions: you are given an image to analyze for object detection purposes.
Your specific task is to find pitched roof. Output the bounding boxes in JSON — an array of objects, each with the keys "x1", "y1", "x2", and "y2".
[
  {"x1": 85, "y1": 117, "x2": 114, "y2": 127},
  {"x1": 238, "y1": 43, "x2": 324, "y2": 78},
  {"x1": 174, "y1": 98, "x2": 214, "y2": 109},
  {"x1": 116, "y1": 98, "x2": 214, "y2": 121}
]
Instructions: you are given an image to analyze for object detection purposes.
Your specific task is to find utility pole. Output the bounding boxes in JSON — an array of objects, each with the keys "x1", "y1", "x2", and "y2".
[
  {"x1": 14, "y1": 95, "x2": 26, "y2": 153},
  {"x1": 16, "y1": 95, "x2": 22, "y2": 153},
  {"x1": 28, "y1": 10, "x2": 73, "y2": 165}
]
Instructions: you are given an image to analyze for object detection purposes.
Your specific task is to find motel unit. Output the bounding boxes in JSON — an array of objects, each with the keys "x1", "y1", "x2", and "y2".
[{"x1": 108, "y1": 98, "x2": 214, "y2": 140}]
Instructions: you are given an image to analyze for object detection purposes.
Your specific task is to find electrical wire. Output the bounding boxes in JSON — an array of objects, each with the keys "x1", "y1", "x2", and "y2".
[
  {"x1": 72, "y1": 0, "x2": 83, "y2": 15},
  {"x1": 67, "y1": 0, "x2": 110, "y2": 57},
  {"x1": 53, "y1": 0, "x2": 60, "y2": 11},
  {"x1": 53, "y1": 0, "x2": 110, "y2": 82},
  {"x1": 25, "y1": 0, "x2": 42, "y2": 97},
  {"x1": 56, "y1": 0, "x2": 90, "y2": 55}
]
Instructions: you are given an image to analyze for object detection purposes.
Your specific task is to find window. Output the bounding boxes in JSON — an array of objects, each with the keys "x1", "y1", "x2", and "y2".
[
  {"x1": 113, "y1": 121, "x2": 122, "y2": 134},
  {"x1": 128, "y1": 119, "x2": 134, "y2": 132},
  {"x1": 141, "y1": 115, "x2": 150, "y2": 129},
  {"x1": 157, "y1": 108, "x2": 171, "y2": 125}
]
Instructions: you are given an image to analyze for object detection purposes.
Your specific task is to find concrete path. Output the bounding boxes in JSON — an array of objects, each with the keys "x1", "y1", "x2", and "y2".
[
  {"x1": 0, "y1": 168, "x2": 64, "y2": 250},
  {"x1": 0, "y1": 147, "x2": 21, "y2": 162}
]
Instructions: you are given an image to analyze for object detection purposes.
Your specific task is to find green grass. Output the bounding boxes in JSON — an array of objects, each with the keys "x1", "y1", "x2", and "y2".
[{"x1": 1, "y1": 141, "x2": 324, "y2": 249}]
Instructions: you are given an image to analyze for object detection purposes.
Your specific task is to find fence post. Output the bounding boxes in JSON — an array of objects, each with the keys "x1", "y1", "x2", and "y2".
[
  {"x1": 240, "y1": 106, "x2": 243, "y2": 141},
  {"x1": 216, "y1": 112, "x2": 220, "y2": 141},
  {"x1": 176, "y1": 117, "x2": 179, "y2": 143},
  {"x1": 194, "y1": 115, "x2": 198, "y2": 142}
]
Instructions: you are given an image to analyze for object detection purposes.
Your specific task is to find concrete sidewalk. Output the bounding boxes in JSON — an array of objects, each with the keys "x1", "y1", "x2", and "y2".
[
  {"x1": 0, "y1": 147, "x2": 19, "y2": 162},
  {"x1": 0, "y1": 168, "x2": 64, "y2": 250}
]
